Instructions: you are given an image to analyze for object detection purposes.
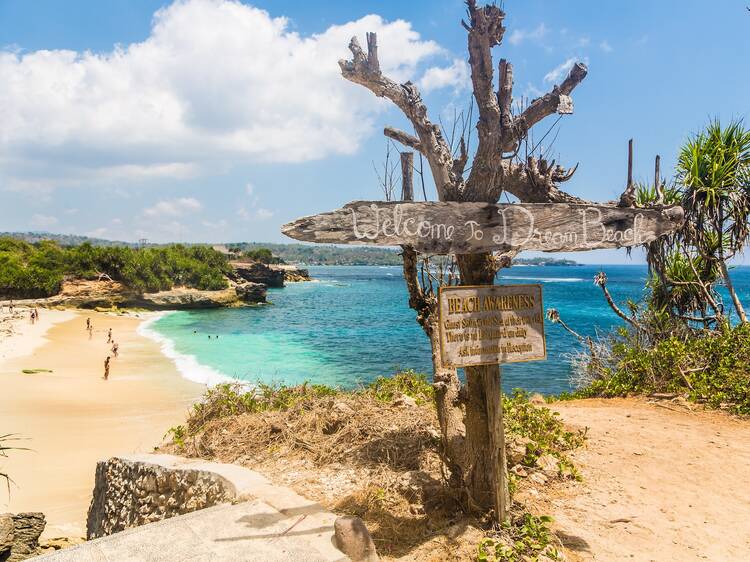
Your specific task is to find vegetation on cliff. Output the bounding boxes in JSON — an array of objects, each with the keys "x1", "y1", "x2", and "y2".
[
  {"x1": 561, "y1": 120, "x2": 750, "y2": 415},
  {"x1": 164, "y1": 371, "x2": 584, "y2": 561},
  {"x1": 0, "y1": 238, "x2": 230, "y2": 298}
]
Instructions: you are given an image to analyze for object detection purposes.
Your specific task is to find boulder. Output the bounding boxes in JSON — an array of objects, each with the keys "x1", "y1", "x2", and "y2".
[
  {"x1": 230, "y1": 262, "x2": 285, "y2": 288},
  {"x1": 233, "y1": 281, "x2": 267, "y2": 304},
  {"x1": 274, "y1": 265, "x2": 311, "y2": 282},
  {"x1": 507, "y1": 436, "x2": 533, "y2": 466},
  {"x1": 333, "y1": 516, "x2": 379, "y2": 562},
  {"x1": 0, "y1": 512, "x2": 46, "y2": 561},
  {"x1": 535, "y1": 453, "x2": 560, "y2": 476}
]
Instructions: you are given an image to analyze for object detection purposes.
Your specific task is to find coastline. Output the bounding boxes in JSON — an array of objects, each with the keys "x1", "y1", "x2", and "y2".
[
  {"x1": 0, "y1": 308, "x2": 205, "y2": 538},
  {"x1": 137, "y1": 312, "x2": 236, "y2": 387}
]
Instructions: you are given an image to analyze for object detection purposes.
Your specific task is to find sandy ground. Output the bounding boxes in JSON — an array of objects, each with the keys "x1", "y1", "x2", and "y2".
[
  {"x1": 548, "y1": 398, "x2": 750, "y2": 562},
  {"x1": 0, "y1": 309, "x2": 204, "y2": 538}
]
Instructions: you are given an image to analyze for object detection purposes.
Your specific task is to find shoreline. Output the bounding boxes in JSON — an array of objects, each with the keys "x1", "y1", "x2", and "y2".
[
  {"x1": 136, "y1": 312, "x2": 236, "y2": 387},
  {"x1": 0, "y1": 308, "x2": 205, "y2": 538}
]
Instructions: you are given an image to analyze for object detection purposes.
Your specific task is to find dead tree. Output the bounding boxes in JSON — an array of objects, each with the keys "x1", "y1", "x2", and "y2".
[{"x1": 339, "y1": 1, "x2": 589, "y2": 518}]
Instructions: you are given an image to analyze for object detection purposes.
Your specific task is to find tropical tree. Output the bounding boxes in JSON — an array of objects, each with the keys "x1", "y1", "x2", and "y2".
[
  {"x1": 676, "y1": 119, "x2": 750, "y2": 323},
  {"x1": 338, "y1": 1, "x2": 594, "y2": 519}
]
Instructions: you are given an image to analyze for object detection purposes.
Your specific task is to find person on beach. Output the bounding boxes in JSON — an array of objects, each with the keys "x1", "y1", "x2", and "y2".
[
  {"x1": 104, "y1": 356, "x2": 111, "y2": 380},
  {"x1": 111, "y1": 342, "x2": 119, "y2": 358},
  {"x1": 30, "y1": 309, "x2": 35, "y2": 325},
  {"x1": 86, "y1": 317, "x2": 91, "y2": 330},
  {"x1": 107, "y1": 328, "x2": 112, "y2": 343}
]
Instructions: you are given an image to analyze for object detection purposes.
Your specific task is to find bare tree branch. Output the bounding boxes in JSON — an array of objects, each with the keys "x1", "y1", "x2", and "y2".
[
  {"x1": 339, "y1": 34, "x2": 458, "y2": 199},
  {"x1": 384, "y1": 126, "x2": 421, "y2": 151},
  {"x1": 502, "y1": 62, "x2": 588, "y2": 153}
]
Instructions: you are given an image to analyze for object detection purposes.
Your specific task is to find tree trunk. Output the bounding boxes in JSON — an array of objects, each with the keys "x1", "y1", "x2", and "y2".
[
  {"x1": 719, "y1": 260, "x2": 747, "y2": 323},
  {"x1": 456, "y1": 252, "x2": 508, "y2": 520}
]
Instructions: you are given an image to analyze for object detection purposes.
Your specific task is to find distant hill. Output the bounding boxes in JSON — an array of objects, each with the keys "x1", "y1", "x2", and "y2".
[
  {"x1": 0, "y1": 232, "x2": 136, "y2": 247},
  {"x1": 229, "y1": 242, "x2": 403, "y2": 266},
  {"x1": 513, "y1": 257, "x2": 581, "y2": 266},
  {"x1": 1, "y1": 233, "x2": 580, "y2": 266}
]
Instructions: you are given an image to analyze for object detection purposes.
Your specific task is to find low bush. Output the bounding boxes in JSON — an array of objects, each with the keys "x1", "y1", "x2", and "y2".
[
  {"x1": 569, "y1": 322, "x2": 750, "y2": 415},
  {"x1": 0, "y1": 238, "x2": 231, "y2": 297}
]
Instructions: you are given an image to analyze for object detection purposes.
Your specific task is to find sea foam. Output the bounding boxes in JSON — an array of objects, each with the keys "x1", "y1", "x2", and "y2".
[{"x1": 137, "y1": 312, "x2": 237, "y2": 388}]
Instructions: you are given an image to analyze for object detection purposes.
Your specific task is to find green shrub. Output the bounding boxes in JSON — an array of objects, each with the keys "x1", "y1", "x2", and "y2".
[
  {"x1": 574, "y1": 322, "x2": 750, "y2": 415},
  {"x1": 478, "y1": 513, "x2": 560, "y2": 561},
  {"x1": 366, "y1": 369, "x2": 434, "y2": 404},
  {"x1": 0, "y1": 237, "x2": 231, "y2": 298},
  {"x1": 504, "y1": 390, "x2": 586, "y2": 466}
]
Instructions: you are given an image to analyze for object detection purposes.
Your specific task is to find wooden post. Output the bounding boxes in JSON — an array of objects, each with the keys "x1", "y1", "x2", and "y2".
[
  {"x1": 401, "y1": 152, "x2": 414, "y2": 202},
  {"x1": 654, "y1": 155, "x2": 663, "y2": 203},
  {"x1": 484, "y1": 369, "x2": 507, "y2": 523},
  {"x1": 627, "y1": 138, "x2": 633, "y2": 190}
]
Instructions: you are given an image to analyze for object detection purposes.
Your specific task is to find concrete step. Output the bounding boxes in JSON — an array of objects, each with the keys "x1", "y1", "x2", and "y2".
[{"x1": 33, "y1": 499, "x2": 349, "y2": 561}]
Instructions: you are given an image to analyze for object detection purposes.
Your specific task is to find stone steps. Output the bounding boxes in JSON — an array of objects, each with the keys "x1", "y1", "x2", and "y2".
[{"x1": 32, "y1": 454, "x2": 348, "y2": 562}]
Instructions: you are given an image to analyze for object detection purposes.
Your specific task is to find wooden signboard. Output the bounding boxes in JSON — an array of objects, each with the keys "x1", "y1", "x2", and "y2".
[
  {"x1": 282, "y1": 200, "x2": 684, "y2": 255},
  {"x1": 438, "y1": 284, "x2": 546, "y2": 368}
]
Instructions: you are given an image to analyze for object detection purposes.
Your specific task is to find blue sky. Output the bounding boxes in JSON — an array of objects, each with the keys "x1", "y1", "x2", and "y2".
[{"x1": 1, "y1": 0, "x2": 748, "y2": 264}]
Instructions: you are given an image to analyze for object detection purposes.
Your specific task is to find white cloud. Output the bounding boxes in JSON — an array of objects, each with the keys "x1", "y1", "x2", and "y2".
[
  {"x1": 255, "y1": 208, "x2": 274, "y2": 220},
  {"x1": 507, "y1": 23, "x2": 547, "y2": 46},
  {"x1": 599, "y1": 40, "x2": 613, "y2": 53},
  {"x1": 143, "y1": 197, "x2": 202, "y2": 217},
  {"x1": 543, "y1": 57, "x2": 576, "y2": 84},
  {"x1": 30, "y1": 214, "x2": 58, "y2": 228},
  {"x1": 419, "y1": 59, "x2": 469, "y2": 93},
  {"x1": 202, "y1": 218, "x2": 228, "y2": 229},
  {"x1": 0, "y1": 0, "x2": 443, "y2": 189},
  {"x1": 245, "y1": 182, "x2": 254, "y2": 196},
  {"x1": 87, "y1": 227, "x2": 109, "y2": 238}
]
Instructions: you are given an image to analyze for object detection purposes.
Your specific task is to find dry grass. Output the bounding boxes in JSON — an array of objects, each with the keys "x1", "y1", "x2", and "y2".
[{"x1": 161, "y1": 379, "x2": 585, "y2": 561}]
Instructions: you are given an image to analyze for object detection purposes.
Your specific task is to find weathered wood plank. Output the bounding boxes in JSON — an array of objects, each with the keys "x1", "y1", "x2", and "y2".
[{"x1": 282, "y1": 201, "x2": 684, "y2": 255}]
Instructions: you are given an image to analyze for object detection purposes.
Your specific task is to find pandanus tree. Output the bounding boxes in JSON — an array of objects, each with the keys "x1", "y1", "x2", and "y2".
[
  {"x1": 675, "y1": 119, "x2": 750, "y2": 323},
  {"x1": 339, "y1": 1, "x2": 593, "y2": 517}
]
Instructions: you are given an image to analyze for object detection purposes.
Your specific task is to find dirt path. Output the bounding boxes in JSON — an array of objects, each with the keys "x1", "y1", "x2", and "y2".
[{"x1": 546, "y1": 398, "x2": 750, "y2": 562}]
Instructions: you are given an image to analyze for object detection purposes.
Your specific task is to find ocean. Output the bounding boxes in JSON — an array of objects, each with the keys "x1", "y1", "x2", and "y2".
[{"x1": 140, "y1": 264, "x2": 750, "y2": 395}]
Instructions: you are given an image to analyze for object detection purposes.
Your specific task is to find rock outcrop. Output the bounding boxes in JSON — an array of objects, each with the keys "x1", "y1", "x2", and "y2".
[
  {"x1": 0, "y1": 512, "x2": 46, "y2": 561},
  {"x1": 86, "y1": 456, "x2": 235, "y2": 539},
  {"x1": 233, "y1": 281, "x2": 267, "y2": 303},
  {"x1": 230, "y1": 261, "x2": 285, "y2": 288},
  {"x1": 128, "y1": 286, "x2": 259, "y2": 309},
  {"x1": 273, "y1": 265, "x2": 311, "y2": 283},
  {"x1": 12, "y1": 279, "x2": 268, "y2": 310}
]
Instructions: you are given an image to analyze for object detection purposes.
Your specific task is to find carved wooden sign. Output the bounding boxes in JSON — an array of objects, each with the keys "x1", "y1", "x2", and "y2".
[
  {"x1": 438, "y1": 284, "x2": 546, "y2": 368},
  {"x1": 282, "y1": 201, "x2": 684, "y2": 255}
]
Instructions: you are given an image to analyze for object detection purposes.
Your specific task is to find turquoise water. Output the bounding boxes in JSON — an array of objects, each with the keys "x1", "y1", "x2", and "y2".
[{"x1": 144, "y1": 265, "x2": 750, "y2": 395}]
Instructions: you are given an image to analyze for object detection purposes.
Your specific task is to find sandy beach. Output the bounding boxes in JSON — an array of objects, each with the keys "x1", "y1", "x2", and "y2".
[{"x1": 0, "y1": 308, "x2": 204, "y2": 538}]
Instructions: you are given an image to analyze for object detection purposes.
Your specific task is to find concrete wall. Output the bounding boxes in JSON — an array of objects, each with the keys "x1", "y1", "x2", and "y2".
[{"x1": 86, "y1": 455, "x2": 239, "y2": 539}]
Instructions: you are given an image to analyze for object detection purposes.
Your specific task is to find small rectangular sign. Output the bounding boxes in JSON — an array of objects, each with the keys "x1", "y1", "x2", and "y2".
[{"x1": 438, "y1": 284, "x2": 546, "y2": 368}]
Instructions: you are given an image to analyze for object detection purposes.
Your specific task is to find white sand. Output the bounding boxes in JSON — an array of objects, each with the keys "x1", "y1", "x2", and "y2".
[{"x1": 0, "y1": 309, "x2": 204, "y2": 538}]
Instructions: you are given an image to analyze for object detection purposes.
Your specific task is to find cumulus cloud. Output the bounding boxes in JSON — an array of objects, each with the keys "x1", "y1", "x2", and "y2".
[
  {"x1": 0, "y1": 0, "x2": 443, "y2": 190},
  {"x1": 600, "y1": 40, "x2": 613, "y2": 53},
  {"x1": 30, "y1": 214, "x2": 58, "y2": 228},
  {"x1": 143, "y1": 197, "x2": 202, "y2": 217},
  {"x1": 543, "y1": 57, "x2": 577, "y2": 84},
  {"x1": 419, "y1": 59, "x2": 469, "y2": 93},
  {"x1": 507, "y1": 23, "x2": 548, "y2": 46}
]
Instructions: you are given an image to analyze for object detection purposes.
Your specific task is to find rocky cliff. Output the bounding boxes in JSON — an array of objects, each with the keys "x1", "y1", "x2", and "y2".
[
  {"x1": 9, "y1": 279, "x2": 267, "y2": 310},
  {"x1": 230, "y1": 261, "x2": 285, "y2": 287}
]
